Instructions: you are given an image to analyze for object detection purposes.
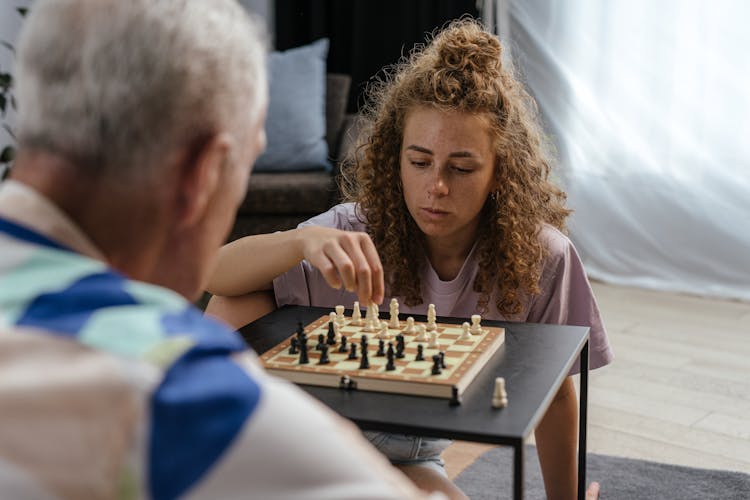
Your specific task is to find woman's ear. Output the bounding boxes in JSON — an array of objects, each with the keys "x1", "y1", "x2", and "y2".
[{"x1": 176, "y1": 132, "x2": 234, "y2": 229}]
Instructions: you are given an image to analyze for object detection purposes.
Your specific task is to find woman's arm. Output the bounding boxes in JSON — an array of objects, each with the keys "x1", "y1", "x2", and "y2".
[
  {"x1": 206, "y1": 226, "x2": 385, "y2": 304},
  {"x1": 534, "y1": 376, "x2": 579, "y2": 500}
]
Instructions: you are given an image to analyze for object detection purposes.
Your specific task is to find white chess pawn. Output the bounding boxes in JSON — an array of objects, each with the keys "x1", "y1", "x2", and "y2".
[
  {"x1": 403, "y1": 316, "x2": 416, "y2": 334},
  {"x1": 378, "y1": 320, "x2": 391, "y2": 340},
  {"x1": 333, "y1": 321, "x2": 341, "y2": 342},
  {"x1": 335, "y1": 305, "x2": 346, "y2": 325},
  {"x1": 414, "y1": 324, "x2": 428, "y2": 342},
  {"x1": 426, "y1": 303, "x2": 437, "y2": 331},
  {"x1": 351, "y1": 301, "x2": 362, "y2": 325},
  {"x1": 428, "y1": 330, "x2": 439, "y2": 349},
  {"x1": 492, "y1": 377, "x2": 508, "y2": 408},
  {"x1": 364, "y1": 303, "x2": 379, "y2": 332},
  {"x1": 459, "y1": 321, "x2": 471, "y2": 340},
  {"x1": 329, "y1": 311, "x2": 337, "y2": 327},
  {"x1": 389, "y1": 298, "x2": 400, "y2": 328},
  {"x1": 470, "y1": 314, "x2": 483, "y2": 335}
]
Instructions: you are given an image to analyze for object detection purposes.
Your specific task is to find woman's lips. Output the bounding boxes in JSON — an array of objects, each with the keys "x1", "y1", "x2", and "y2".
[{"x1": 421, "y1": 207, "x2": 450, "y2": 220}]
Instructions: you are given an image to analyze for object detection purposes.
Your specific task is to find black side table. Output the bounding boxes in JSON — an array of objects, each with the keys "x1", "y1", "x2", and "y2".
[{"x1": 240, "y1": 305, "x2": 590, "y2": 500}]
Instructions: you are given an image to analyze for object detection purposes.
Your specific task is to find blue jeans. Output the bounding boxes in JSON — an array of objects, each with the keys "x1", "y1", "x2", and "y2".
[{"x1": 363, "y1": 431, "x2": 452, "y2": 476}]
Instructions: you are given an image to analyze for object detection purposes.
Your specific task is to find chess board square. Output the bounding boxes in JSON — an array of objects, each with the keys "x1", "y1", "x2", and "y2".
[{"x1": 402, "y1": 367, "x2": 426, "y2": 375}]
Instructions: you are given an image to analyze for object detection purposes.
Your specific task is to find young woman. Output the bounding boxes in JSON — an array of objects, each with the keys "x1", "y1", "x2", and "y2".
[{"x1": 207, "y1": 18, "x2": 611, "y2": 500}]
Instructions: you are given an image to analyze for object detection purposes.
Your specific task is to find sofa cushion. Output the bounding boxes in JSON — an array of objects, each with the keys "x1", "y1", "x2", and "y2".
[
  {"x1": 239, "y1": 171, "x2": 337, "y2": 215},
  {"x1": 254, "y1": 38, "x2": 330, "y2": 172}
]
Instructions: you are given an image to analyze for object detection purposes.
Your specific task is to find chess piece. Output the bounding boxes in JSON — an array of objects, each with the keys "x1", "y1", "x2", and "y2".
[
  {"x1": 318, "y1": 344, "x2": 330, "y2": 364},
  {"x1": 351, "y1": 301, "x2": 362, "y2": 325},
  {"x1": 426, "y1": 303, "x2": 437, "y2": 331},
  {"x1": 327, "y1": 321, "x2": 336, "y2": 345},
  {"x1": 298, "y1": 337, "x2": 309, "y2": 364},
  {"x1": 431, "y1": 354, "x2": 442, "y2": 375},
  {"x1": 389, "y1": 298, "x2": 400, "y2": 328},
  {"x1": 395, "y1": 334, "x2": 405, "y2": 358},
  {"x1": 470, "y1": 314, "x2": 483, "y2": 335},
  {"x1": 378, "y1": 320, "x2": 391, "y2": 340},
  {"x1": 415, "y1": 344, "x2": 424, "y2": 361},
  {"x1": 360, "y1": 334, "x2": 368, "y2": 351},
  {"x1": 439, "y1": 351, "x2": 446, "y2": 369},
  {"x1": 335, "y1": 304, "x2": 346, "y2": 326},
  {"x1": 403, "y1": 316, "x2": 416, "y2": 334},
  {"x1": 492, "y1": 377, "x2": 508, "y2": 408},
  {"x1": 359, "y1": 347, "x2": 370, "y2": 369},
  {"x1": 385, "y1": 343, "x2": 396, "y2": 371},
  {"x1": 289, "y1": 336, "x2": 299, "y2": 355},
  {"x1": 338, "y1": 335, "x2": 348, "y2": 353},
  {"x1": 364, "y1": 303, "x2": 379, "y2": 332},
  {"x1": 460, "y1": 322, "x2": 471, "y2": 340},
  {"x1": 347, "y1": 344, "x2": 358, "y2": 360},
  {"x1": 316, "y1": 334, "x2": 326, "y2": 351},
  {"x1": 295, "y1": 321, "x2": 305, "y2": 337},
  {"x1": 376, "y1": 339, "x2": 386, "y2": 356},
  {"x1": 414, "y1": 324, "x2": 428, "y2": 342},
  {"x1": 428, "y1": 330, "x2": 439, "y2": 349}
]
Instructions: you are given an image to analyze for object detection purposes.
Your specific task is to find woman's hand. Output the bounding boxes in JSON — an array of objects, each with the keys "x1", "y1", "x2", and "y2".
[{"x1": 298, "y1": 226, "x2": 384, "y2": 306}]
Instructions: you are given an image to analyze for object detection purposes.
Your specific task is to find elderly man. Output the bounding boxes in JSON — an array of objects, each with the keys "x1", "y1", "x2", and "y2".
[{"x1": 0, "y1": 1, "x2": 435, "y2": 498}]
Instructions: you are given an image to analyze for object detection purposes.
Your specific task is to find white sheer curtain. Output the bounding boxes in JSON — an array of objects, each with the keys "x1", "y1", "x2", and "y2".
[{"x1": 488, "y1": 0, "x2": 750, "y2": 301}]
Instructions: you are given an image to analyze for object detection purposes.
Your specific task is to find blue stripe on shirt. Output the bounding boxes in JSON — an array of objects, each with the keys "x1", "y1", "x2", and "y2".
[
  {"x1": 16, "y1": 272, "x2": 138, "y2": 335},
  {"x1": 0, "y1": 215, "x2": 71, "y2": 252},
  {"x1": 148, "y1": 345, "x2": 262, "y2": 500}
]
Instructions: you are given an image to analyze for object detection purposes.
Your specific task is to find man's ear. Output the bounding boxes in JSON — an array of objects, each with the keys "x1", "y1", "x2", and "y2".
[{"x1": 176, "y1": 132, "x2": 233, "y2": 229}]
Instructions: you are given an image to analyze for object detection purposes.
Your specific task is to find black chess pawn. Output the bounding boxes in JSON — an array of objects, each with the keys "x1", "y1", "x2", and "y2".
[
  {"x1": 327, "y1": 322, "x2": 336, "y2": 345},
  {"x1": 338, "y1": 335, "x2": 348, "y2": 353},
  {"x1": 298, "y1": 340, "x2": 309, "y2": 364},
  {"x1": 318, "y1": 344, "x2": 330, "y2": 364},
  {"x1": 376, "y1": 339, "x2": 385, "y2": 357},
  {"x1": 431, "y1": 354, "x2": 442, "y2": 375},
  {"x1": 296, "y1": 321, "x2": 305, "y2": 337},
  {"x1": 359, "y1": 347, "x2": 370, "y2": 369},
  {"x1": 415, "y1": 344, "x2": 424, "y2": 361},
  {"x1": 347, "y1": 343, "x2": 358, "y2": 360},
  {"x1": 316, "y1": 333, "x2": 326, "y2": 351},
  {"x1": 396, "y1": 337, "x2": 405, "y2": 359},
  {"x1": 289, "y1": 336, "x2": 299, "y2": 355},
  {"x1": 439, "y1": 351, "x2": 446, "y2": 369},
  {"x1": 360, "y1": 334, "x2": 368, "y2": 348},
  {"x1": 385, "y1": 346, "x2": 396, "y2": 371}
]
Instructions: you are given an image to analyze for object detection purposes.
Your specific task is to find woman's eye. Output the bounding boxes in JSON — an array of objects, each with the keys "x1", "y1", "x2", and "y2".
[
  {"x1": 452, "y1": 166, "x2": 473, "y2": 174},
  {"x1": 411, "y1": 161, "x2": 428, "y2": 167}
]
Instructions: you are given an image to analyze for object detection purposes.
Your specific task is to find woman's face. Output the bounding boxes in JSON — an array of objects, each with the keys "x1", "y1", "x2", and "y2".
[{"x1": 399, "y1": 106, "x2": 496, "y2": 249}]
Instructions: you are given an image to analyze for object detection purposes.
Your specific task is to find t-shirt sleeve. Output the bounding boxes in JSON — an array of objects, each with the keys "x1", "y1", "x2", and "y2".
[
  {"x1": 273, "y1": 203, "x2": 362, "y2": 309},
  {"x1": 526, "y1": 228, "x2": 614, "y2": 373}
]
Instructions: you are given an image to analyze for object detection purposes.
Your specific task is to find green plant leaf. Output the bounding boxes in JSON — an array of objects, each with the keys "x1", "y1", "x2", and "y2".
[
  {"x1": 3, "y1": 124, "x2": 16, "y2": 140},
  {"x1": 0, "y1": 145, "x2": 15, "y2": 163},
  {"x1": 0, "y1": 73, "x2": 11, "y2": 90}
]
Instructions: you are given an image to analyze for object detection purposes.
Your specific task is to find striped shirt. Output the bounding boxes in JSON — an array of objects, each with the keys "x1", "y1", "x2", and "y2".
[{"x1": 0, "y1": 181, "x2": 431, "y2": 500}]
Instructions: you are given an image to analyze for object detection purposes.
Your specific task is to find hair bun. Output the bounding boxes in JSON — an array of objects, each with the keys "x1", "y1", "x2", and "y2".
[{"x1": 432, "y1": 19, "x2": 502, "y2": 77}]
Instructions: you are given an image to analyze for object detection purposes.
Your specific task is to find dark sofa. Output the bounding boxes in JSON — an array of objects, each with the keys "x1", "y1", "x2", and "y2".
[{"x1": 228, "y1": 73, "x2": 357, "y2": 241}]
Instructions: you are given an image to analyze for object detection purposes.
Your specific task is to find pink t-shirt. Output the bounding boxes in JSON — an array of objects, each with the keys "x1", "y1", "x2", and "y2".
[{"x1": 274, "y1": 203, "x2": 613, "y2": 372}]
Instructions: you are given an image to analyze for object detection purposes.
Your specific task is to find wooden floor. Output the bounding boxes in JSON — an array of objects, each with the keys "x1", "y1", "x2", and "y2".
[{"x1": 444, "y1": 281, "x2": 750, "y2": 479}]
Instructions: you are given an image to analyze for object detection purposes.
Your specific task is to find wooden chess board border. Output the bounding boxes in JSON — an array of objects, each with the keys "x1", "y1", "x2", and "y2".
[{"x1": 260, "y1": 314, "x2": 505, "y2": 401}]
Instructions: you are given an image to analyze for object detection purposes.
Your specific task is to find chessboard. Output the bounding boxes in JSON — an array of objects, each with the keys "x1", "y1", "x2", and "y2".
[{"x1": 260, "y1": 308, "x2": 505, "y2": 403}]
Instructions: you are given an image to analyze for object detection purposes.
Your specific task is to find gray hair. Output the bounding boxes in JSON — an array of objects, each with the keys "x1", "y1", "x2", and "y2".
[{"x1": 15, "y1": 0, "x2": 267, "y2": 179}]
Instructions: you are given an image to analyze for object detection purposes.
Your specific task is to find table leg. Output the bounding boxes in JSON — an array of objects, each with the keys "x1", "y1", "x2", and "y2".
[
  {"x1": 577, "y1": 339, "x2": 589, "y2": 500},
  {"x1": 513, "y1": 442, "x2": 524, "y2": 500}
]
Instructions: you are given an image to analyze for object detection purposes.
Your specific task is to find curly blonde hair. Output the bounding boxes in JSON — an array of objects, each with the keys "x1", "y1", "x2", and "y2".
[{"x1": 340, "y1": 18, "x2": 571, "y2": 316}]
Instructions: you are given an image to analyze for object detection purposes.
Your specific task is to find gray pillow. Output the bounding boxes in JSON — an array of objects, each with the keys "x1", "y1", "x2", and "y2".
[{"x1": 253, "y1": 38, "x2": 331, "y2": 172}]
